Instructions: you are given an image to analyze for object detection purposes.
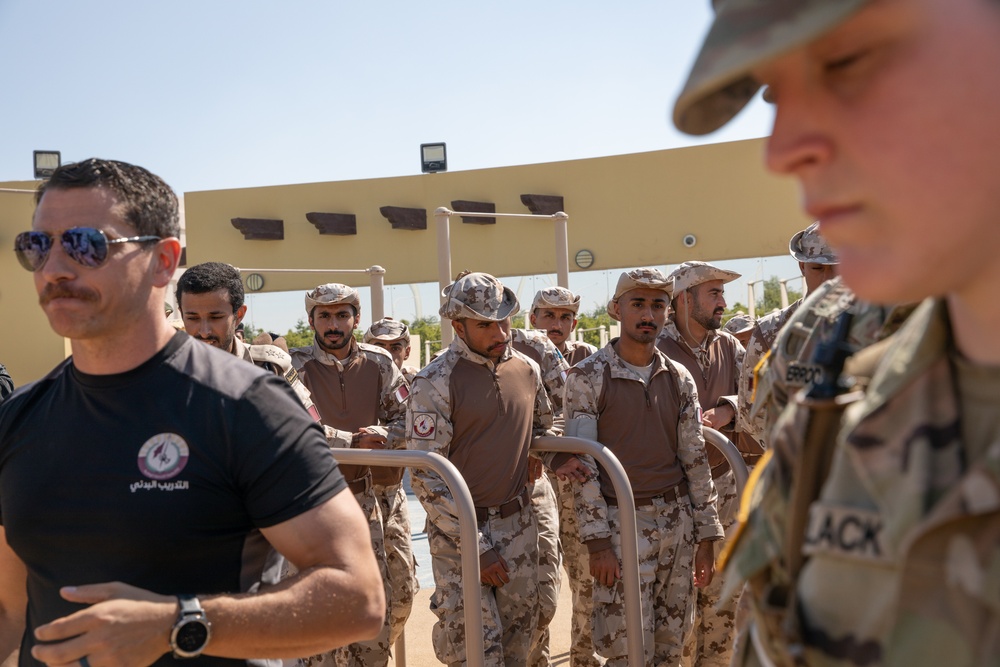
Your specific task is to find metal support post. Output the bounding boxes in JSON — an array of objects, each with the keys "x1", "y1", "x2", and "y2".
[
  {"x1": 434, "y1": 207, "x2": 454, "y2": 346},
  {"x1": 369, "y1": 265, "x2": 386, "y2": 321}
]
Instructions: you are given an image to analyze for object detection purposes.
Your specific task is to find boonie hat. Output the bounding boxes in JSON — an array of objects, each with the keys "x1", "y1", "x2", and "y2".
[
  {"x1": 365, "y1": 317, "x2": 410, "y2": 344},
  {"x1": 439, "y1": 271, "x2": 519, "y2": 321},
  {"x1": 606, "y1": 268, "x2": 672, "y2": 321},
  {"x1": 723, "y1": 312, "x2": 755, "y2": 336},
  {"x1": 669, "y1": 261, "x2": 741, "y2": 294},
  {"x1": 673, "y1": 0, "x2": 868, "y2": 136},
  {"x1": 305, "y1": 283, "x2": 361, "y2": 314},
  {"x1": 531, "y1": 286, "x2": 582, "y2": 315},
  {"x1": 789, "y1": 222, "x2": 838, "y2": 264}
]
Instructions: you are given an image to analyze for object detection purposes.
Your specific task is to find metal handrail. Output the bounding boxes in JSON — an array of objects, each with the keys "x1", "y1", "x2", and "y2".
[
  {"x1": 702, "y1": 427, "x2": 750, "y2": 498},
  {"x1": 531, "y1": 436, "x2": 645, "y2": 666},
  {"x1": 328, "y1": 448, "x2": 485, "y2": 667}
]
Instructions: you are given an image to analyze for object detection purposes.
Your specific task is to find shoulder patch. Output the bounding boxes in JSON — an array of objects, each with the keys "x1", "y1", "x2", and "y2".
[{"x1": 411, "y1": 412, "x2": 437, "y2": 439}]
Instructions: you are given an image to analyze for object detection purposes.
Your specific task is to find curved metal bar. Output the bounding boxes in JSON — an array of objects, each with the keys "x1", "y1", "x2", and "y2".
[
  {"x1": 329, "y1": 448, "x2": 485, "y2": 667},
  {"x1": 702, "y1": 427, "x2": 750, "y2": 499},
  {"x1": 531, "y1": 436, "x2": 644, "y2": 667}
]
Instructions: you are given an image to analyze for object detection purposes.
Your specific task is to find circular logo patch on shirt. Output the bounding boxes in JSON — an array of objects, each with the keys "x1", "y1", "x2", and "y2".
[
  {"x1": 137, "y1": 433, "x2": 190, "y2": 480},
  {"x1": 412, "y1": 413, "x2": 436, "y2": 439}
]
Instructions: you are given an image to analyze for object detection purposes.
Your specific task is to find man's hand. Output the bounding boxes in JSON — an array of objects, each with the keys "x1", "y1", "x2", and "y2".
[
  {"x1": 353, "y1": 431, "x2": 387, "y2": 449},
  {"x1": 589, "y1": 547, "x2": 620, "y2": 587},
  {"x1": 479, "y1": 550, "x2": 510, "y2": 588},
  {"x1": 702, "y1": 404, "x2": 735, "y2": 430},
  {"x1": 553, "y1": 456, "x2": 590, "y2": 483},
  {"x1": 693, "y1": 540, "x2": 716, "y2": 588},
  {"x1": 31, "y1": 582, "x2": 177, "y2": 667}
]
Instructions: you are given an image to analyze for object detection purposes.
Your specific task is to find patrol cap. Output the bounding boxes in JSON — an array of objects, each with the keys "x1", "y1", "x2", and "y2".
[
  {"x1": 673, "y1": 0, "x2": 868, "y2": 136},
  {"x1": 606, "y1": 268, "x2": 672, "y2": 320},
  {"x1": 305, "y1": 283, "x2": 361, "y2": 314},
  {"x1": 669, "y1": 261, "x2": 741, "y2": 294},
  {"x1": 531, "y1": 286, "x2": 582, "y2": 315},
  {"x1": 364, "y1": 317, "x2": 410, "y2": 344},
  {"x1": 789, "y1": 222, "x2": 838, "y2": 264},
  {"x1": 723, "y1": 311, "x2": 755, "y2": 336},
  {"x1": 439, "y1": 271, "x2": 519, "y2": 321}
]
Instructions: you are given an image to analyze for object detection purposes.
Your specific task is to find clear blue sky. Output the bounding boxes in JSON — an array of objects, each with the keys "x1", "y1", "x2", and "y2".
[{"x1": 1, "y1": 2, "x2": 795, "y2": 333}]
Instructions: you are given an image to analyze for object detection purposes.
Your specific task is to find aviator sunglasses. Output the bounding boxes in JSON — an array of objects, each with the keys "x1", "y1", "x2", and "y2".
[{"x1": 14, "y1": 227, "x2": 161, "y2": 272}]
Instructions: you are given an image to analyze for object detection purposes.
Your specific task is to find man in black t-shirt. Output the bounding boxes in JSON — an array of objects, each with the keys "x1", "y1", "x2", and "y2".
[{"x1": 0, "y1": 159, "x2": 384, "y2": 667}]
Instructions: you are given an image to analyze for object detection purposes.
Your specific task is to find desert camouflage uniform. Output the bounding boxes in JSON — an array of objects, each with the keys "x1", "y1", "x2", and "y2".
[
  {"x1": 291, "y1": 338, "x2": 407, "y2": 667},
  {"x1": 750, "y1": 276, "x2": 916, "y2": 446},
  {"x1": 511, "y1": 328, "x2": 570, "y2": 667},
  {"x1": 564, "y1": 341, "x2": 723, "y2": 667},
  {"x1": 409, "y1": 271, "x2": 553, "y2": 667},
  {"x1": 736, "y1": 300, "x2": 802, "y2": 446},
  {"x1": 556, "y1": 337, "x2": 603, "y2": 667},
  {"x1": 725, "y1": 298, "x2": 1000, "y2": 667}
]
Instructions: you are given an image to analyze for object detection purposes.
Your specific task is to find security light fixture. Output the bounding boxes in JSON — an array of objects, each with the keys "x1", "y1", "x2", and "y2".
[
  {"x1": 33, "y1": 151, "x2": 61, "y2": 180},
  {"x1": 421, "y1": 143, "x2": 447, "y2": 173}
]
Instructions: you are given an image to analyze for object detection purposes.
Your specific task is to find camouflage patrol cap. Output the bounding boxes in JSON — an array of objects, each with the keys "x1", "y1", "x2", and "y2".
[
  {"x1": 304, "y1": 283, "x2": 361, "y2": 314},
  {"x1": 789, "y1": 222, "x2": 838, "y2": 264},
  {"x1": 439, "y1": 271, "x2": 519, "y2": 321},
  {"x1": 673, "y1": 0, "x2": 868, "y2": 136},
  {"x1": 531, "y1": 286, "x2": 582, "y2": 315},
  {"x1": 364, "y1": 317, "x2": 410, "y2": 344},
  {"x1": 606, "y1": 268, "x2": 672, "y2": 320},
  {"x1": 723, "y1": 311, "x2": 755, "y2": 336},
  {"x1": 669, "y1": 261, "x2": 741, "y2": 294}
]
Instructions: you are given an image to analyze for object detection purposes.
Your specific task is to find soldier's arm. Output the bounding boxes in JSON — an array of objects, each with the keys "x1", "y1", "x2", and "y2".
[
  {"x1": 406, "y1": 376, "x2": 492, "y2": 556},
  {"x1": 737, "y1": 325, "x2": 769, "y2": 443},
  {"x1": 562, "y1": 369, "x2": 612, "y2": 551},
  {"x1": 379, "y1": 357, "x2": 408, "y2": 450},
  {"x1": 674, "y1": 365, "x2": 725, "y2": 542}
]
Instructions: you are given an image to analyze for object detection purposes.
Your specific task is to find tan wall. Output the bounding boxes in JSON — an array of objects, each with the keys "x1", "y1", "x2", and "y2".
[
  {"x1": 184, "y1": 138, "x2": 809, "y2": 292},
  {"x1": 2, "y1": 138, "x2": 807, "y2": 382},
  {"x1": 0, "y1": 182, "x2": 69, "y2": 386}
]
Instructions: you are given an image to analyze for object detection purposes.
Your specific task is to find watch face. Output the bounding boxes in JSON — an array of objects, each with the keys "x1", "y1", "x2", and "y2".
[{"x1": 176, "y1": 620, "x2": 210, "y2": 654}]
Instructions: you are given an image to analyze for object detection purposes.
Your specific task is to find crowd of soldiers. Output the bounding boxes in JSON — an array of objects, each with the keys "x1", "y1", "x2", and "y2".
[{"x1": 166, "y1": 220, "x2": 839, "y2": 667}]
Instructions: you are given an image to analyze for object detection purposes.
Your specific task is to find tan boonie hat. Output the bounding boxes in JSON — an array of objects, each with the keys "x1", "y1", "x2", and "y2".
[
  {"x1": 669, "y1": 261, "x2": 741, "y2": 294},
  {"x1": 439, "y1": 271, "x2": 519, "y2": 321},
  {"x1": 531, "y1": 286, "x2": 582, "y2": 315},
  {"x1": 673, "y1": 0, "x2": 868, "y2": 136},
  {"x1": 723, "y1": 311, "x2": 755, "y2": 336},
  {"x1": 364, "y1": 317, "x2": 410, "y2": 344},
  {"x1": 789, "y1": 222, "x2": 838, "y2": 264},
  {"x1": 606, "y1": 268, "x2": 672, "y2": 320},
  {"x1": 305, "y1": 283, "x2": 361, "y2": 314}
]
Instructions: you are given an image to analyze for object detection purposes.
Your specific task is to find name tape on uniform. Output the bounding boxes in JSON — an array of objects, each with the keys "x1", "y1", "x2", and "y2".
[{"x1": 802, "y1": 502, "x2": 890, "y2": 563}]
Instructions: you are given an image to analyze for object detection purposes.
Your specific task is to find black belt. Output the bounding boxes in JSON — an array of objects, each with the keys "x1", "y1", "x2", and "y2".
[
  {"x1": 476, "y1": 486, "x2": 530, "y2": 523},
  {"x1": 604, "y1": 480, "x2": 689, "y2": 508},
  {"x1": 347, "y1": 471, "x2": 373, "y2": 495}
]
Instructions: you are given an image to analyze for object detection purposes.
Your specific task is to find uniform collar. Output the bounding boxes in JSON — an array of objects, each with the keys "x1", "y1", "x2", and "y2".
[
  {"x1": 310, "y1": 336, "x2": 359, "y2": 369},
  {"x1": 449, "y1": 333, "x2": 512, "y2": 371},
  {"x1": 604, "y1": 337, "x2": 670, "y2": 382}
]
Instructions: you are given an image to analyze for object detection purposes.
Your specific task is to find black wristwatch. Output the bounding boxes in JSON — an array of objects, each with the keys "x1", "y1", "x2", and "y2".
[{"x1": 170, "y1": 595, "x2": 212, "y2": 659}]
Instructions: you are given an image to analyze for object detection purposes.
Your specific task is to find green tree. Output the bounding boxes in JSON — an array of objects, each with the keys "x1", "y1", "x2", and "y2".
[
  {"x1": 282, "y1": 319, "x2": 314, "y2": 349},
  {"x1": 760, "y1": 276, "x2": 802, "y2": 315},
  {"x1": 574, "y1": 305, "x2": 615, "y2": 348},
  {"x1": 404, "y1": 316, "x2": 443, "y2": 366}
]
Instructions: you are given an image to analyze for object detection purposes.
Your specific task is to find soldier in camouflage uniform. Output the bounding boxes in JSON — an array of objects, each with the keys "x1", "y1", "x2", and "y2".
[
  {"x1": 529, "y1": 287, "x2": 603, "y2": 667},
  {"x1": 175, "y1": 261, "x2": 319, "y2": 417},
  {"x1": 737, "y1": 223, "x2": 838, "y2": 448},
  {"x1": 560, "y1": 268, "x2": 723, "y2": 667},
  {"x1": 291, "y1": 284, "x2": 408, "y2": 667},
  {"x1": 723, "y1": 312, "x2": 755, "y2": 348},
  {"x1": 407, "y1": 272, "x2": 554, "y2": 667},
  {"x1": 509, "y1": 326, "x2": 569, "y2": 667},
  {"x1": 362, "y1": 318, "x2": 420, "y2": 651},
  {"x1": 675, "y1": 0, "x2": 1000, "y2": 664},
  {"x1": 656, "y1": 261, "x2": 755, "y2": 667}
]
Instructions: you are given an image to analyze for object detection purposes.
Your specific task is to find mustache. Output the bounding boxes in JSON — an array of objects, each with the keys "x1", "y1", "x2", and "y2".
[{"x1": 39, "y1": 283, "x2": 98, "y2": 306}]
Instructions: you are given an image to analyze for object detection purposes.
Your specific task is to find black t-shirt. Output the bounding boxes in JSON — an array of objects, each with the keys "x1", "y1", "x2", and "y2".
[{"x1": 0, "y1": 333, "x2": 346, "y2": 667}]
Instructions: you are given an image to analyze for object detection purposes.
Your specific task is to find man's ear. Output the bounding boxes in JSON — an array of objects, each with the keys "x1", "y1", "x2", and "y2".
[{"x1": 235, "y1": 304, "x2": 248, "y2": 326}]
